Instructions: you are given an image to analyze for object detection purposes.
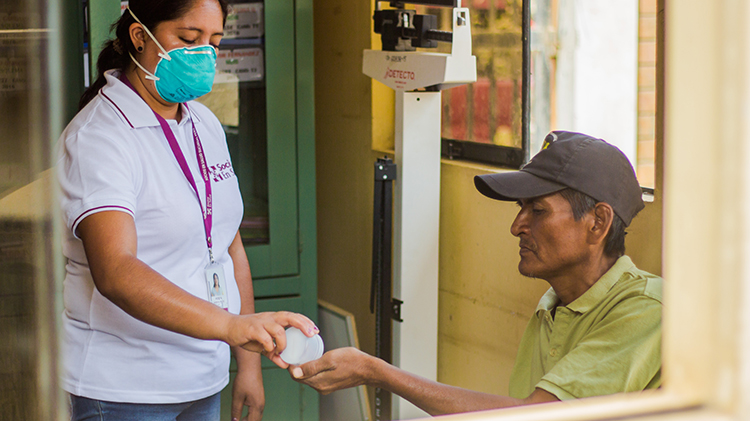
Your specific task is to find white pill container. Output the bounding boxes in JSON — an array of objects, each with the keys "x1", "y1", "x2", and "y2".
[{"x1": 279, "y1": 327, "x2": 324, "y2": 365}]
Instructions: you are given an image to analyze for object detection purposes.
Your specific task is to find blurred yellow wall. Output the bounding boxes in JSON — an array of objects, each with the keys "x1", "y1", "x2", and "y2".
[{"x1": 313, "y1": 0, "x2": 379, "y2": 360}]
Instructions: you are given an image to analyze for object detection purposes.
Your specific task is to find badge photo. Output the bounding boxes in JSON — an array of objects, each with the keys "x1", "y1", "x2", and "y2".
[{"x1": 205, "y1": 263, "x2": 229, "y2": 310}]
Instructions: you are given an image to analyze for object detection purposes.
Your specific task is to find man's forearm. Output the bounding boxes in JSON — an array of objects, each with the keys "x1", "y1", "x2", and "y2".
[
  {"x1": 292, "y1": 348, "x2": 558, "y2": 414},
  {"x1": 369, "y1": 357, "x2": 558, "y2": 416},
  {"x1": 369, "y1": 357, "x2": 520, "y2": 415}
]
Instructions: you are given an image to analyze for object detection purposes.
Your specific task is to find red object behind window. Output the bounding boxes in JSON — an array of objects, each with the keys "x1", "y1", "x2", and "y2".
[
  {"x1": 447, "y1": 84, "x2": 468, "y2": 140},
  {"x1": 471, "y1": 0, "x2": 507, "y2": 10},
  {"x1": 496, "y1": 78, "x2": 514, "y2": 128},
  {"x1": 472, "y1": 77, "x2": 491, "y2": 143}
]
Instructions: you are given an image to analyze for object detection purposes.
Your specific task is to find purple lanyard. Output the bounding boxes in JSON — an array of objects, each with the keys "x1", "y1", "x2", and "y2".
[{"x1": 120, "y1": 76, "x2": 215, "y2": 262}]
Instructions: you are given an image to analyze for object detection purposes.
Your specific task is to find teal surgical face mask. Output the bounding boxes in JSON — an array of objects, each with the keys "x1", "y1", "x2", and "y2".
[{"x1": 127, "y1": 8, "x2": 217, "y2": 103}]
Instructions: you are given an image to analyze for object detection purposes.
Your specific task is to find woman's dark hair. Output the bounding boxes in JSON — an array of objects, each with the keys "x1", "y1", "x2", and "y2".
[
  {"x1": 558, "y1": 188, "x2": 628, "y2": 258},
  {"x1": 78, "y1": 0, "x2": 229, "y2": 110}
]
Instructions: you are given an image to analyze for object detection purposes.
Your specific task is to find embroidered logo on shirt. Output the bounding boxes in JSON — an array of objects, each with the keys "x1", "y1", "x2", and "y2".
[{"x1": 209, "y1": 160, "x2": 236, "y2": 182}]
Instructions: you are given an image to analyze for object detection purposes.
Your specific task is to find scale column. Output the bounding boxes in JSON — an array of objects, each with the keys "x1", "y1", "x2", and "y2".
[{"x1": 392, "y1": 89, "x2": 442, "y2": 420}]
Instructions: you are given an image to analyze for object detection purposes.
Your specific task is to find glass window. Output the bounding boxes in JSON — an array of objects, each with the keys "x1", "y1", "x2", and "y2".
[
  {"x1": 413, "y1": 1, "x2": 526, "y2": 167},
  {"x1": 426, "y1": 0, "x2": 657, "y2": 180},
  {"x1": 196, "y1": 1, "x2": 270, "y2": 244},
  {"x1": 442, "y1": 0, "x2": 524, "y2": 148}
]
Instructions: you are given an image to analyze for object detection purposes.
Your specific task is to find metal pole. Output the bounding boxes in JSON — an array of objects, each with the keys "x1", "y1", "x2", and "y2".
[{"x1": 371, "y1": 157, "x2": 397, "y2": 421}]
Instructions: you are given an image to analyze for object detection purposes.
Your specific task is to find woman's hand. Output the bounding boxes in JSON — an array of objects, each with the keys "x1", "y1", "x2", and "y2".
[
  {"x1": 225, "y1": 311, "x2": 319, "y2": 368},
  {"x1": 231, "y1": 351, "x2": 264, "y2": 421}
]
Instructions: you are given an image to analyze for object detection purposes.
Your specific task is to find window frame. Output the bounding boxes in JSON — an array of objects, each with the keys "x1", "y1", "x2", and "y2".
[{"x1": 439, "y1": 0, "x2": 531, "y2": 168}]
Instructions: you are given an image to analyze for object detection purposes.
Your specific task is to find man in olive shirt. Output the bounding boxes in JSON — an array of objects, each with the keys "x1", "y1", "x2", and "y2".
[{"x1": 290, "y1": 131, "x2": 662, "y2": 415}]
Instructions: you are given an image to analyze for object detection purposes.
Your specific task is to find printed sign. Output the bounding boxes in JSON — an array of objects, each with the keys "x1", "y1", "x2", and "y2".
[
  {"x1": 224, "y1": 3, "x2": 264, "y2": 39},
  {"x1": 0, "y1": 57, "x2": 26, "y2": 92},
  {"x1": 216, "y1": 48, "x2": 264, "y2": 82},
  {"x1": 120, "y1": 2, "x2": 262, "y2": 38}
]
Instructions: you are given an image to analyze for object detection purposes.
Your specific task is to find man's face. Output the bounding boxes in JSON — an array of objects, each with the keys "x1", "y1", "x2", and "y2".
[{"x1": 510, "y1": 192, "x2": 592, "y2": 280}]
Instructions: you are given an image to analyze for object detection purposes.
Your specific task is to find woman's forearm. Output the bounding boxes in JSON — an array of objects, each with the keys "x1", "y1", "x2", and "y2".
[
  {"x1": 80, "y1": 211, "x2": 238, "y2": 342},
  {"x1": 78, "y1": 211, "x2": 316, "y2": 354}
]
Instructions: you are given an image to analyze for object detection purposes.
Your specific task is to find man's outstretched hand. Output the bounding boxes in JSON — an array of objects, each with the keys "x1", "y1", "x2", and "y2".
[
  {"x1": 287, "y1": 347, "x2": 375, "y2": 394},
  {"x1": 288, "y1": 346, "x2": 560, "y2": 416}
]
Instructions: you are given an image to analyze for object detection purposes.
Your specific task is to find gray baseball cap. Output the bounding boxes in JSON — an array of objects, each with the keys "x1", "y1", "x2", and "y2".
[{"x1": 474, "y1": 131, "x2": 644, "y2": 226}]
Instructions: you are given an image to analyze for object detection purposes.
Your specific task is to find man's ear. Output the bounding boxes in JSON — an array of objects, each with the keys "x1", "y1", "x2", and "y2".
[{"x1": 588, "y1": 202, "x2": 614, "y2": 246}]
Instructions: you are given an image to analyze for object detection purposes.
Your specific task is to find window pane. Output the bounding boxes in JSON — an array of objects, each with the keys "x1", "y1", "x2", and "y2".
[
  {"x1": 196, "y1": 1, "x2": 270, "y2": 244},
  {"x1": 436, "y1": 1, "x2": 524, "y2": 148}
]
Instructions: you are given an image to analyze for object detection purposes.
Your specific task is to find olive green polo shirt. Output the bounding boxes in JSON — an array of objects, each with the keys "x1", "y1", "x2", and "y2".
[{"x1": 508, "y1": 256, "x2": 662, "y2": 400}]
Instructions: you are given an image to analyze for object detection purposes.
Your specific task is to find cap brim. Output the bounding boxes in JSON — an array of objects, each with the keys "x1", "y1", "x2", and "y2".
[{"x1": 474, "y1": 170, "x2": 568, "y2": 201}]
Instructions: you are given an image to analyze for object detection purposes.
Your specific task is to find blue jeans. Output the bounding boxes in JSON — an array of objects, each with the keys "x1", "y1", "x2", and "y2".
[{"x1": 70, "y1": 392, "x2": 221, "y2": 421}]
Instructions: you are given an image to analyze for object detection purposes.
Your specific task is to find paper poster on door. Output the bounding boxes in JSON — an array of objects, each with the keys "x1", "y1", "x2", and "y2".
[
  {"x1": 216, "y1": 48, "x2": 264, "y2": 83},
  {"x1": 224, "y1": 3, "x2": 264, "y2": 39}
]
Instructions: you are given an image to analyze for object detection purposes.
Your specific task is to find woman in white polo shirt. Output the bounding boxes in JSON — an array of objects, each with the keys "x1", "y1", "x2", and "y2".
[{"x1": 56, "y1": 0, "x2": 315, "y2": 419}]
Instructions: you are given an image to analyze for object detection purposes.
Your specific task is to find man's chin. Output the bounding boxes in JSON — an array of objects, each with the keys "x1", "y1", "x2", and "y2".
[
  {"x1": 518, "y1": 263, "x2": 535, "y2": 279},
  {"x1": 518, "y1": 262, "x2": 543, "y2": 279}
]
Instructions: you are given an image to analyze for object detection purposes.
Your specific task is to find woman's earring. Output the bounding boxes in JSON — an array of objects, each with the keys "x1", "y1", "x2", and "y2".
[{"x1": 137, "y1": 46, "x2": 143, "y2": 52}]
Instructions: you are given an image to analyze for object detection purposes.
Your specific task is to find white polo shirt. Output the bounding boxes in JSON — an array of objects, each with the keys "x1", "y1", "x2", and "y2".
[{"x1": 57, "y1": 70, "x2": 244, "y2": 403}]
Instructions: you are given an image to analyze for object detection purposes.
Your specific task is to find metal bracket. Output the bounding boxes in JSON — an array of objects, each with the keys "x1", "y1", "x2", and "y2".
[
  {"x1": 391, "y1": 298, "x2": 403, "y2": 322},
  {"x1": 374, "y1": 158, "x2": 398, "y2": 181},
  {"x1": 443, "y1": 139, "x2": 463, "y2": 159}
]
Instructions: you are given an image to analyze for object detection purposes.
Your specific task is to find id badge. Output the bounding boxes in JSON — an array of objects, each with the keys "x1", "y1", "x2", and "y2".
[{"x1": 205, "y1": 263, "x2": 229, "y2": 310}]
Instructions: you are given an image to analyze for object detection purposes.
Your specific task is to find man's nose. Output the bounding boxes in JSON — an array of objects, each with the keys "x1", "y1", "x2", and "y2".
[{"x1": 510, "y1": 209, "x2": 527, "y2": 237}]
